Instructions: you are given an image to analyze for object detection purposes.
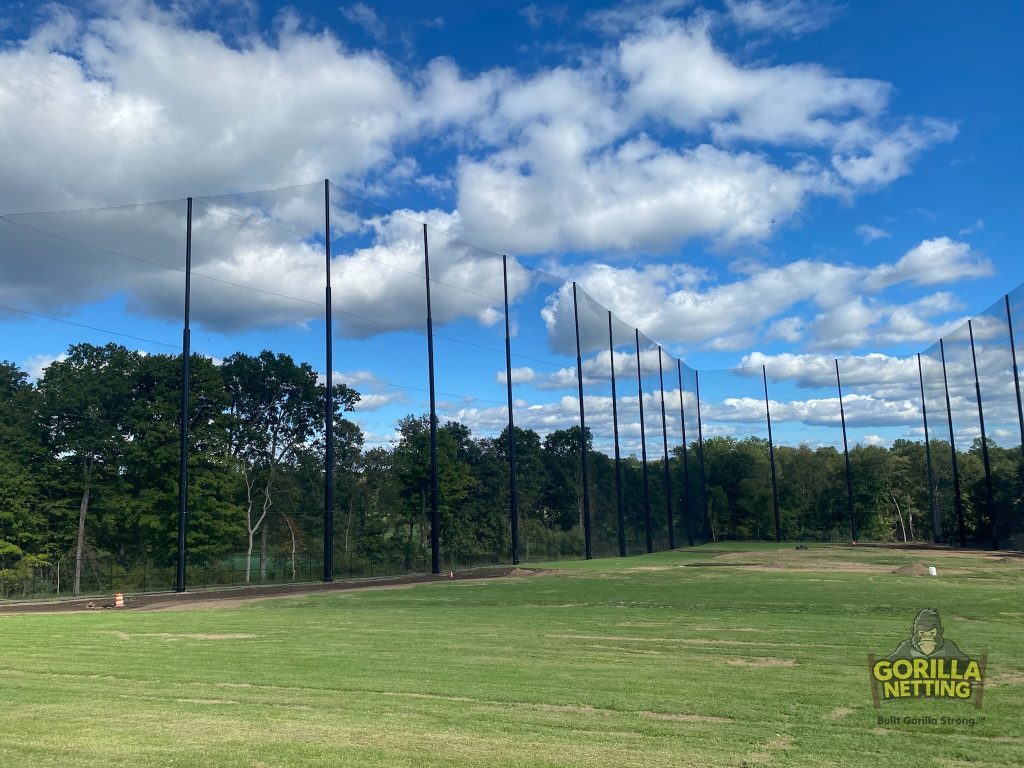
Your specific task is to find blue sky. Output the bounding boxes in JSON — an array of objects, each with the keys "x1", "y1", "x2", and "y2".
[{"x1": 1, "y1": 0, "x2": 1022, "y2": 453}]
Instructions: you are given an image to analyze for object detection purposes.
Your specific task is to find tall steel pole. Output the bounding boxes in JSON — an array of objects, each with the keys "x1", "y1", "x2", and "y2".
[
  {"x1": 324, "y1": 180, "x2": 334, "y2": 582},
  {"x1": 940, "y1": 339, "x2": 968, "y2": 547},
  {"x1": 608, "y1": 311, "x2": 626, "y2": 557},
  {"x1": 917, "y1": 353, "x2": 940, "y2": 543},
  {"x1": 572, "y1": 283, "x2": 593, "y2": 559},
  {"x1": 695, "y1": 370, "x2": 709, "y2": 542},
  {"x1": 836, "y1": 359, "x2": 856, "y2": 542},
  {"x1": 423, "y1": 224, "x2": 440, "y2": 574},
  {"x1": 176, "y1": 197, "x2": 192, "y2": 593},
  {"x1": 968, "y1": 320, "x2": 998, "y2": 550},
  {"x1": 658, "y1": 347, "x2": 674, "y2": 549},
  {"x1": 502, "y1": 255, "x2": 520, "y2": 565},
  {"x1": 676, "y1": 360, "x2": 693, "y2": 547},
  {"x1": 636, "y1": 330, "x2": 653, "y2": 553},
  {"x1": 763, "y1": 365, "x2": 781, "y2": 542}
]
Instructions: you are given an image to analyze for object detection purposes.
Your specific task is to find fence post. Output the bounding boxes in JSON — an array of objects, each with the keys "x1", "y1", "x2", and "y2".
[
  {"x1": 324, "y1": 179, "x2": 335, "y2": 582},
  {"x1": 940, "y1": 339, "x2": 968, "y2": 547},
  {"x1": 636, "y1": 330, "x2": 653, "y2": 553},
  {"x1": 176, "y1": 197, "x2": 192, "y2": 593},
  {"x1": 968, "y1": 320, "x2": 998, "y2": 549},
  {"x1": 658, "y1": 347, "x2": 675, "y2": 549},
  {"x1": 917, "y1": 353, "x2": 940, "y2": 542},
  {"x1": 763, "y1": 365, "x2": 781, "y2": 542},
  {"x1": 835, "y1": 359, "x2": 857, "y2": 542},
  {"x1": 695, "y1": 370, "x2": 709, "y2": 542},
  {"x1": 422, "y1": 224, "x2": 440, "y2": 574},
  {"x1": 503, "y1": 255, "x2": 520, "y2": 565},
  {"x1": 608, "y1": 311, "x2": 626, "y2": 557},
  {"x1": 676, "y1": 360, "x2": 693, "y2": 547},
  {"x1": 572, "y1": 283, "x2": 593, "y2": 559}
]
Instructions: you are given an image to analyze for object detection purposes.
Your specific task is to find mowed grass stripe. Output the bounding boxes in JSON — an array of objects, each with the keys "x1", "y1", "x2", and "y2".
[{"x1": 1, "y1": 544, "x2": 1021, "y2": 767}]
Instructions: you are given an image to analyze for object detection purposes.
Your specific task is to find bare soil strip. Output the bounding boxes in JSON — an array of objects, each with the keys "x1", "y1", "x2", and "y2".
[{"x1": 0, "y1": 566, "x2": 546, "y2": 614}]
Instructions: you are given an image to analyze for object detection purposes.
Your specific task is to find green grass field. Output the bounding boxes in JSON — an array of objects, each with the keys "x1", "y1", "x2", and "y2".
[{"x1": 1, "y1": 544, "x2": 1021, "y2": 767}]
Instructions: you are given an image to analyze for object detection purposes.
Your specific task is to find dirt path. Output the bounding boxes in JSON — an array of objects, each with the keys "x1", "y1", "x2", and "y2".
[{"x1": 0, "y1": 566, "x2": 550, "y2": 614}]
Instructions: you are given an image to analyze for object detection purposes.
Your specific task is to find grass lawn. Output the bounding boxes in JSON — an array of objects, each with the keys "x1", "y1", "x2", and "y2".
[{"x1": 1, "y1": 543, "x2": 1021, "y2": 767}]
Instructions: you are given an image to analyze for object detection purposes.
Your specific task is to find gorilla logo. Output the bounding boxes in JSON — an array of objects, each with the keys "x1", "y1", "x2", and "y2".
[{"x1": 887, "y1": 608, "x2": 969, "y2": 661}]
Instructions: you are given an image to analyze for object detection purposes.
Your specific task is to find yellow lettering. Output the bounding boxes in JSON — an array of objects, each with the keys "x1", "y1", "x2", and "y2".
[
  {"x1": 873, "y1": 660, "x2": 892, "y2": 681},
  {"x1": 893, "y1": 660, "x2": 912, "y2": 680}
]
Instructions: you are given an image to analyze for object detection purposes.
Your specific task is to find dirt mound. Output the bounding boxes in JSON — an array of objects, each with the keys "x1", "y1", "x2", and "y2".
[{"x1": 891, "y1": 562, "x2": 930, "y2": 576}]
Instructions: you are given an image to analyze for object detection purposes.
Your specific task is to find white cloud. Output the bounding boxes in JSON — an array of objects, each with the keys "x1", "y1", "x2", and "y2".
[
  {"x1": 726, "y1": 0, "x2": 840, "y2": 37},
  {"x1": 856, "y1": 224, "x2": 891, "y2": 243},
  {"x1": 496, "y1": 366, "x2": 537, "y2": 385},
  {"x1": 21, "y1": 352, "x2": 67, "y2": 381},
  {"x1": 584, "y1": 0, "x2": 692, "y2": 36},
  {"x1": 958, "y1": 219, "x2": 984, "y2": 236},
  {"x1": 341, "y1": 3, "x2": 387, "y2": 42},
  {"x1": 540, "y1": 239, "x2": 989, "y2": 353},
  {"x1": 0, "y1": 3, "x2": 955, "y2": 262}
]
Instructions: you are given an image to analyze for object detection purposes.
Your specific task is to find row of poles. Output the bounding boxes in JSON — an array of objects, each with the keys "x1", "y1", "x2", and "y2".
[{"x1": 173, "y1": 182, "x2": 1022, "y2": 590}]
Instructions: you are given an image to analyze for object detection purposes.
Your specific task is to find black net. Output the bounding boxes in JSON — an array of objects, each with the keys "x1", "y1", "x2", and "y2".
[
  {"x1": 0, "y1": 199, "x2": 187, "y2": 596},
  {"x1": 696, "y1": 364, "x2": 774, "y2": 543},
  {"x1": 759, "y1": 357, "x2": 852, "y2": 542}
]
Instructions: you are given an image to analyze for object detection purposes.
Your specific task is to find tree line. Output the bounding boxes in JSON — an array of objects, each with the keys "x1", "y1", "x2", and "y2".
[{"x1": 1, "y1": 343, "x2": 1020, "y2": 596}]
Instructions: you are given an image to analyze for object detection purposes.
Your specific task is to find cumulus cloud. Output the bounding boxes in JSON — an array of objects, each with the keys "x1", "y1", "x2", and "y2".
[
  {"x1": 542, "y1": 239, "x2": 988, "y2": 353},
  {"x1": 496, "y1": 366, "x2": 537, "y2": 385},
  {"x1": 866, "y1": 237, "x2": 993, "y2": 291},
  {"x1": 0, "y1": 2, "x2": 968, "y2": 362}
]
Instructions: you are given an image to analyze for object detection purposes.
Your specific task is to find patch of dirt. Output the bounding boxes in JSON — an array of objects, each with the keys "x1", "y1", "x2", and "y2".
[
  {"x1": 102, "y1": 631, "x2": 254, "y2": 641},
  {"x1": 725, "y1": 657, "x2": 797, "y2": 668},
  {"x1": 986, "y1": 671, "x2": 1024, "y2": 686},
  {"x1": 537, "y1": 704, "x2": 609, "y2": 716},
  {"x1": 827, "y1": 707, "x2": 854, "y2": 720},
  {"x1": 892, "y1": 562, "x2": 930, "y2": 576},
  {"x1": 765, "y1": 735, "x2": 794, "y2": 749},
  {"x1": 175, "y1": 698, "x2": 238, "y2": 705},
  {"x1": 1, "y1": 566, "x2": 534, "y2": 614},
  {"x1": 871, "y1": 728, "x2": 894, "y2": 736},
  {"x1": 640, "y1": 711, "x2": 733, "y2": 724},
  {"x1": 624, "y1": 566, "x2": 675, "y2": 572}
]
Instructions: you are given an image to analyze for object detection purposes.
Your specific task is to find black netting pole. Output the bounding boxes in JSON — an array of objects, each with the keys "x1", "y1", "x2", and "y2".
[
  {"x1": 917, "y1": 353, "x2": 940, "y2": 543},
  {"x1": 636, "y1": 329, "x2": 653, "y2": 553},
  {"x1": 176, "y1": 197, "x2": 192, "y2": 593},
  {"x1": 1006, "y1": 295, "x2": 1024, "y2": 463},
  {"x1": 572, "y1": 284, "x2": 593, "y2": 559},
  {"x1": 676, "y1": 360, "x2": 693, "y2": 547},
  {"x1": 695, "y1": 370, "x2": 709, "y2": 542},
  {"x1": 423, "y1": 224, "x2": 440, "y2": 574},
  {"x1": 836, "y1": 359, "x2": 856, "y2": 543},
  {"x1": 324, "y1": 179, "x2": 334, "y2": 582},
  {"x1": 658, "y1": 347, "x2": 674, "y2": 549},
  {"x1": 763, "y1": 365, "x2": 781, "y2": 542},
  {"x1": 608, "y1": 312, "x2": 626, "y2": 558},
  {"x1": 968, "y1": 320, "x2": 998, "y2": 550},
  {"x1": 940, "y1": 339, "x2": 968, "y2": 547},
  {"x1": 502, "y1": 255, "x2": 519, "y2": 565}
]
